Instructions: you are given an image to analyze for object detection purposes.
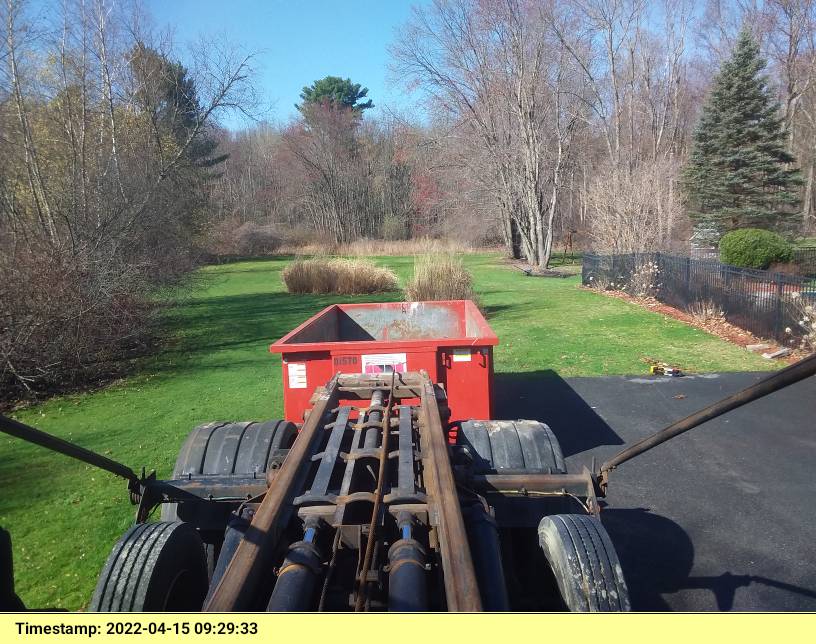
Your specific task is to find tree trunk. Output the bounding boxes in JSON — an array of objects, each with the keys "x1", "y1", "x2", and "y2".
[
  {"x1": 804, "y1": 161, "x2": 815, "y2": 232},
  {"x1": 510, "y1": 217, "x2": 522, "y2": 259}
]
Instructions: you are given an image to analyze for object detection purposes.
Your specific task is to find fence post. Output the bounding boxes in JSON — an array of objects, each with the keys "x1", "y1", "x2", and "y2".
[
  {"x1": 655, "y1": 252, "x2": 663, "y2": 298},
  {"x1": 684, "y1": 256, "x2": 691, "y2": 295},
  {"x1": 774, "y1": 273, "x2": 784, "y2": 340}
]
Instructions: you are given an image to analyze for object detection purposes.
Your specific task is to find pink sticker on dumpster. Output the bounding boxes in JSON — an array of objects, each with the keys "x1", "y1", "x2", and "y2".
[{"x1": 361, "y1": 353, "x2": 407, "y2": 375}]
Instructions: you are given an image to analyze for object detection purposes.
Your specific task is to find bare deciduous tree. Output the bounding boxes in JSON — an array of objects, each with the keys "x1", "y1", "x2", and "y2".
[
  {"x1": 586, "y1": 157, "x2": 682, "y2": 252},
  {"x1": 393, "y1": 0, "x2": 589, "y2": 268},
  {"x1": 0, "y1": 0, "x2": 257, "y2": 399}
]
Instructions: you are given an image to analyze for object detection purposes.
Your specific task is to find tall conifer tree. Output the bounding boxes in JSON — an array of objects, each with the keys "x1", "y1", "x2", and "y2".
[{"x1": 683, "y1": 29, "x2": 801, "y2": 237}]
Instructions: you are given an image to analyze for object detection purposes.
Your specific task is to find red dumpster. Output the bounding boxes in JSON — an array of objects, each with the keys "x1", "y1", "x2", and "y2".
[{"x1": 269, "y1": 300, "x2": 497, "y2": 426}]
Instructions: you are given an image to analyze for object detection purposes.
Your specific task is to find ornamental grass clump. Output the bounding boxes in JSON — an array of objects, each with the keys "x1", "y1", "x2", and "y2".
[
  {"x1": 687, "y1": 299, "x2": 725, "y2": 323},
  {"x1": 282, "y1": 258, "x2": 398, "y2": 295},
  {"x1": 405, "y1": 253, "x2": 475, "y2": 301}
]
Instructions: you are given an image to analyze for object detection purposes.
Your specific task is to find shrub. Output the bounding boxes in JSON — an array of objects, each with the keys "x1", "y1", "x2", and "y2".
[
  {"x1": 0, "y1": 247, "x2": 152, "y2": 403},
  {"x1": 234, "y1": 222, "x2": 282, "y2": 256},
  {"x1": 767, "y1": 261, "x2": 802, "y2": 276},
  {"x1": 405, "y1": 254, "x2": 475, "y2": 301},
  {"x1": 277, "y1": 228, "x2": 339, "y2": 256},
  {"x1": 719, "y1": 228, "x2": 793, "y2": 270},
  {"x1": 202, "y1": 219, "x2": 282, "y2": 258},
  {"x1": 587, "y1": 275, "x2": 613, "y2": 291},
  {"x1": 281, "y1": 258, "x2": 398, "y2": 295},
  {"x1": 686, "y1": 299, "x2": 724, "y2": 323},
  {"x1": 624, "y1": 260, "x2": 660, "y2": 297},
  {"x1": 202, "y1": 215, "x2": 243, "y2": 256},
  {"x1": 342, "y1": 237, "x2": 473, "y2": 257},
  {"x1": 786, "y1": 293, "x2": 816, "y2": 352}
]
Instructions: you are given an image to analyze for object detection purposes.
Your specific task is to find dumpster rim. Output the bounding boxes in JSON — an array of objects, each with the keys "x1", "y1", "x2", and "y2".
[{"x1": 268, "y1": 299, "x2": 498, "y2": 355}]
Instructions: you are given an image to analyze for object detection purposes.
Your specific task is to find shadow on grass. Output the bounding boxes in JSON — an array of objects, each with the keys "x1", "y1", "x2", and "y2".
[
  {"x1": 480, "y1": 303, "x2": 514, "y2": 319},
  {"x1": 1, "y1": 527, "x2": 25, "y2": 610},
  {"x1": 153, "y1": 290, "x2": 401, "y2": 374},
  {"x1": 493, "y1": 370, "x2": 624, "y2": 457}
]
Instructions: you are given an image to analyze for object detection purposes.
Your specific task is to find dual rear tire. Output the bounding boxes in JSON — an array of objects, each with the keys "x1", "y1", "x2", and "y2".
[
  {"x1": 161, "y1": 420, "x2": 296, "y2": 522},
  {"x1": 92, "y1": 420, "x2": 294, "y2": 612},
  {"x1": 459, "y1": 419, "x2": 630, "y2": 612}
]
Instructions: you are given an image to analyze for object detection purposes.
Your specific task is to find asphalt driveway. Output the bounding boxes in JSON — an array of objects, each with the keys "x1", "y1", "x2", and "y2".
[{"x1": 494, "y1": 369, "x2": 816, "y2": 611}]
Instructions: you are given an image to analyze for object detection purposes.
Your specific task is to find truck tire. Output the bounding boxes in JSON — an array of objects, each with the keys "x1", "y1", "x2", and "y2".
[
  {"x1": 537, "y1": 514, "x2": 630, "y2": 611},
  {"x1": 161, "y1": 420, "x2": 296, "y2": 521},
  {"x1": 458, "y1": 420, "x2": 566, "y2": 474},
  {"x1": 91, "y1": 522, "x2": 209, "y2": 612},
  {"x1": 171, "y1": 419, "x2": 296, "y2": 477}
]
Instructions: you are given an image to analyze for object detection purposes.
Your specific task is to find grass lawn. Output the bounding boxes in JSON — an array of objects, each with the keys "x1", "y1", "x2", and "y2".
[{"x1": 1, "y1": 253, "x2": 772, "y2": 610}]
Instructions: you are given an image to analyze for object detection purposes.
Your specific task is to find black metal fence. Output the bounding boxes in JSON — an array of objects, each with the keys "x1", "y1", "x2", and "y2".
[
  {"x1": 582, "y1": 253, "x2": 816, "y2": 344},
  {"x1": 793, "y1": 247, "x2": 816, "y2": 277}
]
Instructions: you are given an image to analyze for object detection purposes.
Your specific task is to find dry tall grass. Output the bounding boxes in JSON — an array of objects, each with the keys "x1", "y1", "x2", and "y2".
[
  {"x1": 281, "y1": 258, "x2": 399, "y2": 295},
  {"x1": 405, "y1": 253, "x2": 475, "y2": 301},
  {"x1": 277, "y1": 237, "x2": 475, "y2": 257},
  {"x1": 686, "y1": 299, "x2": 725, "y2": 323},
  {"x1": 342, "y1": 238, "x2": 474, "y2": 257}
]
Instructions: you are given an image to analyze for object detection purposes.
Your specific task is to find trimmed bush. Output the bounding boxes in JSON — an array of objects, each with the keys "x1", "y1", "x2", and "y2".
[
  {"x1": 405, "y1": 253, "x2": 475, "y2": 301},
  {"x1": 719, "y1": 228, "x2": 793, "y2": 270},
  {"x1": 281, "y1": 258, "x2": 398, "y2": 295}
]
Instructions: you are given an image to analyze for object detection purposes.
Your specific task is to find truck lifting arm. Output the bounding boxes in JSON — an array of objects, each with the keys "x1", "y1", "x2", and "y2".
[{"x1": 598, "y1": 352, "x2": 816, "y2": 491}]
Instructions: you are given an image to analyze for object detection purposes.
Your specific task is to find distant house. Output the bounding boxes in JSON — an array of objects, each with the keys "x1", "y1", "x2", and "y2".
[{"x1": 689, "y1": 225, "x2": 719, "y2": 258}]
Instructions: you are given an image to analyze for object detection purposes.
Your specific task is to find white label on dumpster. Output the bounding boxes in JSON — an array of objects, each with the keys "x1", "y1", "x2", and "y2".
[
  {"x1": 287, "y1": 363, "x2": 307, "y2": 389},
  {"x1": 452, "y1": 348, "x2": 472, "y2": 362},
  {"x1": 362, "y1": 353, "x2": 407, "y2": 375}
]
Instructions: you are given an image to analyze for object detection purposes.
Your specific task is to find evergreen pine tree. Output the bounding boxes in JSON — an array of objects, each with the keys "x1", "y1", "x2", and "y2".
[
  {"x1": 297, "y1": 76, "x2": 374, "y2": 113},
  {"x1": 683, "y1": 29, "x2": 801, "y2": 237}
]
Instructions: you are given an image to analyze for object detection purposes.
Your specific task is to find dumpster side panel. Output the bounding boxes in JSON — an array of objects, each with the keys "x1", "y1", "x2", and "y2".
[
  {"x1": 279, "y1": 348, "x2": 445, "y2": 423},
  {"x1": 439, "y1": 346, "x2": 494, "y2": 425},
  {"x1": 281, "y1": 351, "x2": 333, "y2": 422}
]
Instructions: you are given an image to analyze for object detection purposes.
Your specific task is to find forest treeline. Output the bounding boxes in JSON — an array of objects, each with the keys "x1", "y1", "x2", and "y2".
[
  {"x1": 0, "y1": 0, "x2": 254, "y2": 398},
  {"x1": 3, "y1": 0, "x2": 816, "y2": 399},
  {"x1": 213, "y1": 0, "x2": 816, "y2": 267}
]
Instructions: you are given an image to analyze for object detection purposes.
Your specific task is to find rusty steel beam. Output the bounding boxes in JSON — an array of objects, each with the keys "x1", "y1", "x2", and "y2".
[
  {"x1": 157, "y1": 476, "x2": 268, "y2": 501},
  {"x1": 472, "y1": 473, "x2": 592, "y2": 492},
  {"x1": 204, "y1": 378, "x2": 340, "y2": 611},
  {"x1": 599, "y1": 352, "x2": 816, "y2": 490},
  {"x1": 416, "y1": 371, "x2": 482, "y2": 612},
  {"x1": 336, "y1": 372, "x2": 429, "y2": 400}
]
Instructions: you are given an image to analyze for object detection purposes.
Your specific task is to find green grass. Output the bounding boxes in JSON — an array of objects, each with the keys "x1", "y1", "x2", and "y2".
[{"x1": 0, "y1": 253, "x2": 772, "y2": 610}]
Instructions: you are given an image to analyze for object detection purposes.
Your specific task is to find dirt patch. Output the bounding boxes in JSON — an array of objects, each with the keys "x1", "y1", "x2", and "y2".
[{"x1": 585, "y1": 287, "x2": 805, "y2": 365}]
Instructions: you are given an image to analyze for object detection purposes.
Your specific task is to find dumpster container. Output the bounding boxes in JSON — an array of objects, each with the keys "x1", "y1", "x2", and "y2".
[{"x1": 269, "y1": 300, "x2": 497, "y2": 426}]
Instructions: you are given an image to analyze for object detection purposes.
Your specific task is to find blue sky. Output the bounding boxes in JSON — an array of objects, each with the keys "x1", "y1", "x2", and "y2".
[{"x1": 147, "y1": 0, "x2": 422, "y2": 130}]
